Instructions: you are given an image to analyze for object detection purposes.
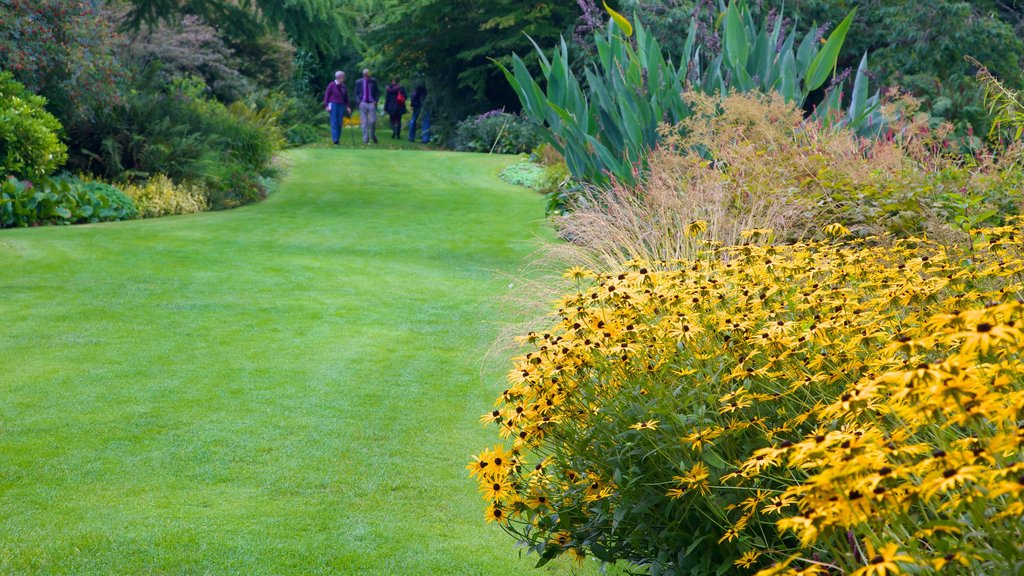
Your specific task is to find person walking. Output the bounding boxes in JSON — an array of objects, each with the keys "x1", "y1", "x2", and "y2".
[
  {"x1": 383, "y1": 78, "x2": 408, "y2": 139},
  {"x1": 354, "y1": 69, "x2": 380, "y2": 144},
  {"x1": 323, "y1": 71, "x2": 350, "y2": 145},
  {"x1": 408, "y1": 83, "x2": 426, "y2": 143}
]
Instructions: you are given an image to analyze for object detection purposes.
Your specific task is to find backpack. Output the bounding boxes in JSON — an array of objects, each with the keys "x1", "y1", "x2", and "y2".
[{"x1": 396, "y1": 91, "x2": 406, "y2": 106}]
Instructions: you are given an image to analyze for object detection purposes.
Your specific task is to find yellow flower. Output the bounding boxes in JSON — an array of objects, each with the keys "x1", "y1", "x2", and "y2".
[
  {"x1": 947, "y1": 321, "x2": 1020, "y2": 356},
  {"x1": 685, "y1": 219, "x2": 709, "y2": 237},
  {"x1": 484, "y1": 503, "x2": 507, "y2": 523},
  {"x1": 629, "y1": 419, "x2": 659, "y2": 431},
  {"x1": 849, "y1": 543, "x2": 912, "y2": 576},
  {"x1": 919, "y1": 465, "x2": 986, "y2": 501},
  {"x1": 822, "y1": 223, "x2": 851, "y2": 237},
  {"x1": 480, "y1": 478, "x2": 514, "y2": 502},
  {"x1": 564, "y1": 266, "x2": 595, "y2": 280},
  {"x1": 735, "y1": 549, "x2": 761, "y2": 568},
  {"x1": 718, "y1": 528, "x2": 739, "y2": 544}
]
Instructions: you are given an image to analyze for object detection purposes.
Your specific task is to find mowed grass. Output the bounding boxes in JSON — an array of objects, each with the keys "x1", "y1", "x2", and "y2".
[
  {"x1": 308, "y1": 119, "x2": 434, "y2": 150},
  {"x1": 0, "y1": 149, "x2": 586, "y2": 575}
]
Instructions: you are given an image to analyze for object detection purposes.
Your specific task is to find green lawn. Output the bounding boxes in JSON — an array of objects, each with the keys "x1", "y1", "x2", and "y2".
[
  {"x1": 310, "y1": 119, "x2": 435, "y2": 150},
  {"x1": 0, "y1": 149, "x2": 584, "y2": 574}
]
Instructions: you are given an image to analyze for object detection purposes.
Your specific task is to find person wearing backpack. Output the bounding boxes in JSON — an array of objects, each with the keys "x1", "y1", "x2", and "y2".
[{"x1": 384, "y1": 78, "x2": 408, "y2": 140}]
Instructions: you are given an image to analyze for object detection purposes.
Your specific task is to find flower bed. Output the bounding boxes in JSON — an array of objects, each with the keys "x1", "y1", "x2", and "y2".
[{"x1": 472, "y1": 224, "x2": 1024, "y2": 575}]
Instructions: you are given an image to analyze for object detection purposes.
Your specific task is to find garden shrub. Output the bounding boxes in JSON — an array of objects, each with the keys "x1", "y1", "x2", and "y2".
[
  {"x1": 558, "y1": 92, "x2": 1024, "y2": 266},
  {"x1": 473, "y1": 222, "x2": 1024, "y2": 575},
  {"x1": 53, "y1": 175, "x2": 139, "y2": 220},
  {"x1": 1, "y1": 176, "x2": 137, "y2": 228},
  {"x1": 0, "y1": 0, "x2": 123, "y2": 125},
  {"x1": 451, "y1": 111, "x2": 541, "y2": 154},
  {"x1": 0, "y1": 72, "x2": 67, "y2": 179},
  {"x1": 119, "y1": 14, "x2": 254, "y2": 102},
  {"x1": 69, "y1": 78, "x2": 282, "y2": 210},
  {"x1": 204, "y1": 164, "x2": 270, "y2": 210},
  {"x1": 285, "y1": 123, "x2": 322, "y2": 146},
  {"x1": 120, "y1": 174, "x2": 208, "y2": 218}
]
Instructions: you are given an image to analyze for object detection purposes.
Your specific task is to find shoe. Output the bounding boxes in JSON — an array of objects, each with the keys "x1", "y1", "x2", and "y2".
[{"x1": 372, "y1": 137, "x2": 378, "y2": 144}]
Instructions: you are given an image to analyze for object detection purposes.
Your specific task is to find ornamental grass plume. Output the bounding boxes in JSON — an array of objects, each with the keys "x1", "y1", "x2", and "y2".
[{"x1": 472, "y1": 220, "x2": 1024, "y2": 575}]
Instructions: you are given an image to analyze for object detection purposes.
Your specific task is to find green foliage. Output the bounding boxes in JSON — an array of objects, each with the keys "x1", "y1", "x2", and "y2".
[
  {"x1": 204, "y1": 164, "x2": 272, "y2": 210},
  {"x1": 503, "y1": 1, "x2": 879, "y2": 186},
  {"x1": 0, "y1": 176, "x2": 137, "y2": 228},
  {"x1": 54, "y1": 175, "x2": 140, "y2": 221},
  {"x1": 0, "y1": 0, "x2": 124, "y2": 126},
  {"x1": 120, "y1": 14, "x2": 256, "y2": 103},
  {"x1": 776, "y1": 0, "x2": 1024, "y2": 138},
  {"x1": 69, "y1": 75, "x2": 282, "y2": 210},
  {"x1": 0, "y1": 72, "x2": 67, "y2": 179},
  {"x1": 973, "y1": 59, "x2": 1024, "y2": 142},
  {"x1": 286, "y1": 123, "x2": 323, "y2": 146},
  {"x1": 367, "y1": 0, "x2": 578, "y2": 126},
  {"x1": 451, "y1": 111, "x2": 542, "y2": 154},
  {"x1": 121, "y1": 0, "x2": 359, "y2": 56}
]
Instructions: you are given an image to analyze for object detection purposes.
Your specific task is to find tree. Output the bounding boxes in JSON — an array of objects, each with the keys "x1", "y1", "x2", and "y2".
[
  {"x1": 366, "y1": 0, "x2": 578, "y2": 124},
  {"x1": 0, "y1": 0, "x2": 124, "y2": 125},
  {"x1": 121, "y1": 0, "x2": 363, "y2": 57}
]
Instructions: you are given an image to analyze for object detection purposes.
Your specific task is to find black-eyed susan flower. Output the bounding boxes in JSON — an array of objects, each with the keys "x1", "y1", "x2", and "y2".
[{"x1": 849, "y1": 543, "x2": 912, "y2": 576}]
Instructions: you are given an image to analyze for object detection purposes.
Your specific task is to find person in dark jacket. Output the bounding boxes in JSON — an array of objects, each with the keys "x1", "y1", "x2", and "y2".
[
  {"x1": 354, "y1": 69, "x2": 380, "y2": 144},
  {"x1": 408, "y1": 83, "x2": 427, "y2": 143},
  {"x1": 323, "y1": 71, "x2": 350, "y2": 145},
  {"x1": 383, "y1": 78, "x2": 408, "y2": 139}
]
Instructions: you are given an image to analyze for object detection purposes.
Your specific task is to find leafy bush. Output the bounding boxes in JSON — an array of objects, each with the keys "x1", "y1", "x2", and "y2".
[
  {"x1": 285, "y1": 123, "x2": 323, "y2": 146},
  {"x1": 451, "y1": 111, "x2": 542, "y2": 154},
  {"x1": 0, "y1": 0, "x2": 123, "y2": 125},
  {"x1": 473, "y1": 223, "x2": 1024, "y2": 575},
  {"x1": 204, "y1": 164, "x2": 271, "y2": 210},
  {"x1": 0, "y1": 72, "x2": 67, "y2": 179},
  {"x1": 0, "y1": 176, "x2": 137, "y2": 228},
  {"x1": 119, "y1": 14, "x2": 254, "y2": 102},
  {"x1": 502, "y1": 1, "x2": 884, "y2": 186},
  {"x1": 53, "y1": 175, "x2": 139, "y2": 220},
  {"x1": 68, "y1": 78, "x2": 282, "y2": 210},
  {"x1": 120, "y1": 174, "x2": 208, "y2": 218}
]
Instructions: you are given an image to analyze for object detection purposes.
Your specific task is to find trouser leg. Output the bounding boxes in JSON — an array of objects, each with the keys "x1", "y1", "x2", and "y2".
[
  {"x1": 408, "y1": 109, "x2": 418, "y2": 141},
  {"x1": 329, "y1": 106, "x2": 342, "y2": 143},
  {"x1": 367, "y1": 105, "x2": 377, "y2": 141},
  {"x1": 362, "y1": 101, "x2": 374, "y2": 141},
  {"x1": 420, "y1": 109, "x2": 431, "y2": 144}
]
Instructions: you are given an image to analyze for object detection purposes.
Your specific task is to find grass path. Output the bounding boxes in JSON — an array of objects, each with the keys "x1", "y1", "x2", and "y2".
[{"x1": 0, "y1": 149, "x2": 576, "y2": 574}]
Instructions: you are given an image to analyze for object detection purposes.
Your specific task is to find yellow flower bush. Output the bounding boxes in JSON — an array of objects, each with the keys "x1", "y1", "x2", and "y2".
[
  {"x1": 120, "y1": 174, "x2": 208, "y2": 218},
  {"x1": 471, "y1": 222, "x2": 1024, "y2": 575}
]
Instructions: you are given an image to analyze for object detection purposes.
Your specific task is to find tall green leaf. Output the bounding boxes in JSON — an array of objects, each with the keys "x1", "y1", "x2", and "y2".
[
  {"x1": 724, "y1": 2, "x2": 748, "y2": 69},
  {"x1": 805, "y1": 9, "x2": 857, "y2": 91}
]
